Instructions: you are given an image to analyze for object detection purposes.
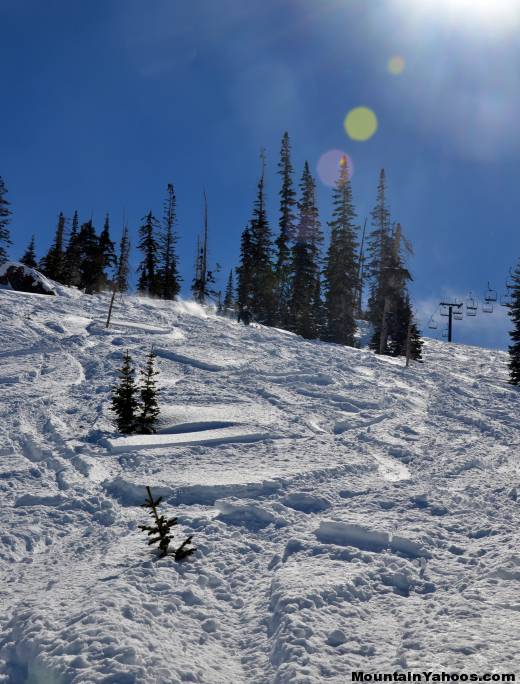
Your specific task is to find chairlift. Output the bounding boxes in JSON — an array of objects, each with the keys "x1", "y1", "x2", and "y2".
[
  {"x1": 440, "y1": 305, "x2": 450, "y2": 317},
  {"x1": 484, "y1": 281, "x2": 497, "y2": 302},
  {"x1": 466, "y1": 292, "x2": 478, "y2": 316},
  {"x1": 442, "y1": 328, "x2": 449, "y2": 338},
  {"x1": 453, "y1": 310, "x2": 463, "y2": 321},
  {"x1": 500, "y1": 292, "x2": 512, "y2": 307},
  {"x1": 428, "y1": 316, "x2": 438, "y2": 330},
  {"x1": 482, "y1": 300, "x2": 493, "y2": 313}
]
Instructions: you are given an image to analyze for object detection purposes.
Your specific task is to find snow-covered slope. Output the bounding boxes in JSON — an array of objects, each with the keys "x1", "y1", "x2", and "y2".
[{"x1": 1, "y1": 288, "x2": 519, "y2": 683}]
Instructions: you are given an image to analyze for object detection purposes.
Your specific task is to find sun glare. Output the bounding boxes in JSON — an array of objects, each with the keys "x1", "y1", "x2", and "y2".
[{"x1": 420, "y1": 0, "x2": 520, "y2": 28}]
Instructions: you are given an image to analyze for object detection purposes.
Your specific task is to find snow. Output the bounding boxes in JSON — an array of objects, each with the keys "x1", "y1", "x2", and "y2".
[
  {"x1": 1, "y1": 289, "x2": 520, "y2": 682},
  {"x1": 0, "y1": 261, "x2": 56, "y2": 295}
]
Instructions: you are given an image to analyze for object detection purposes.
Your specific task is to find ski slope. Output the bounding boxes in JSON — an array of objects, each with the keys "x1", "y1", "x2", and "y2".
[{"x1": 0, "y1": 287, "x2": 519, "y2": 683}]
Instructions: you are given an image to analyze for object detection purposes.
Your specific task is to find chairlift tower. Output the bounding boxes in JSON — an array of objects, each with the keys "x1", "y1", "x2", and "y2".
[{"x1": 439, "y1": 300, "x2": 463, "y2": 342}]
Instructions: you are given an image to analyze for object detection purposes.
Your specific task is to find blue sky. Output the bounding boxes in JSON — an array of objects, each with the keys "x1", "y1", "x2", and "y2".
[{"x1": 2, "y1": 0, "x2": 520, "y2": 349}]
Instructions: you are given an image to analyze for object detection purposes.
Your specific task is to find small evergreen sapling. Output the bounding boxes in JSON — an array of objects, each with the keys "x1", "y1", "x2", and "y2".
[
  {"x1": 111, "y1": 350, "x2": 139, "y2": 434},
  {"x1": 139, "y1": 486, "x2": 196, "y2": 560},
  {"x1": 136, "y1": 349, "x2": 160, "y2": 434}
]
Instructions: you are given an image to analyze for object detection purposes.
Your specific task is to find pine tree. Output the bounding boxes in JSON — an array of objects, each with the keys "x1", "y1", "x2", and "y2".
[
  {"x1": 373, "y1": 223, "x2": 415, "y2": 356},
  {"x1": 20, "y1": 235, "x2": 37, "y2": 268},
  {"x1": 159, "y1": 183, "x2": 181, "y2": 300},
  {"x1": 288, "y1": 162, "x2": 323, "y2": 339},
  {"x1": 223, "y1": 269, "x2": 235, "y2": 312},
  {"x1": 323, "y1": 156, "x2": 359, "y2": 346},
  {"x1": 248, "y1": 154, "x2": 276, "y2": 325},
  {"x1": 388, "y1": 292, "x2": 423, "y2": 360},
  {"x1": 77, "y1": 220, "x2": 105, "y2": 293},
  {"x1": 99, "y1": 213, "x2": 117, "y2": 288},
  {"x1": 41, "y1": 212, "x2": 66, "y2": 281},
  {"x1": 366, "y1": 169, "x2": 395, "y2": 353},
  {"x1": 275, "y1": 132, "x2": 296, "y2": 327},
  {"x1": 0, "y1": 176, "x2": 12, "y2": 264},
  {"x1": 116, "y1": 224, "x2": 131, "y2": 293},
  {"x1": 111, "y1": 350, "x2": 139, "y2": 434},
  {"x1": 138, "y1": 211, "x2": 161, "y2": 296},
  {"x1": 139, "y1": 486, "x2": 196, "y2": 560},
  {"x1": 236, "y1": 225, "x2": 254, "y2": 315},
  {"x1": 63, "y1": 211, "x2": 82, "y2": 287},
  {"x1": 136, "y1": 349, "x2": 160, "y2": 435},
  {"x1": 508, "y1": 260, "x2": 520, "y2": 384}
]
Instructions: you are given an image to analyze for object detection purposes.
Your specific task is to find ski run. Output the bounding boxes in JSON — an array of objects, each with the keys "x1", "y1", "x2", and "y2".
[{"x1": 1, "y1": 286, "x2": 519, "y2": 683}]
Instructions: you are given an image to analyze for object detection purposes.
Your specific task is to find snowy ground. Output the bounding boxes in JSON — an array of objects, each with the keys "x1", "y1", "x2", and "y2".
[{"x1": 1, "y1": 287, "x2": 520, "y2": 683}]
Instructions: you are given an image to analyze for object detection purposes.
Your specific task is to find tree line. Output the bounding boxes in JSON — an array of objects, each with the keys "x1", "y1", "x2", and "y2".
[{"x1": 0, "y1": 132, "x2": 423, "y2": 360}]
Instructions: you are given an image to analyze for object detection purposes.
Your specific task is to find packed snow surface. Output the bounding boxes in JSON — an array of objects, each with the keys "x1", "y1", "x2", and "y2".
[{"x1": 1, "y1": 288, "x2": 520, "y2": 683}]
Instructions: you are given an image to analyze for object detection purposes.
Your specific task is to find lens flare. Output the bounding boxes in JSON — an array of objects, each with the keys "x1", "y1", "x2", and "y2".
[
  {"x1": 388, "y1": 56, "x2": 405, "y2": 75},
  {"x1": 317, "y1": 150, "x2": 353, "y2": 188},
  {"x1": 344, "y1": 107, "x2": 378, "y2": 142}
]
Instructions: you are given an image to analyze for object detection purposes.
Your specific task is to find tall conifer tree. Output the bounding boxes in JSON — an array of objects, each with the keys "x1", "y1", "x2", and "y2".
[
  {"x1": 323, "y1": 156, "x2": 359, "y2": 346},
  {"x1": 288, "y1": 162, "x2": 323, "y2": 339},
  {"x1": 63, "y1": 211, "x2": 82, "y2": 287},
  {"x1": 77, "y1": 220, "x2": 105, "y2": 293},
  {"x1": 0, "y1": 176, "x2": 12, "y2": 264},
  {"x1": 159, "y1": 183, "x2": 181, "y2": 300},
  {"x1": 138, "y1": 211, "x2": 160, "y2": 296},
  {"x1": 366, "y1": 169, "x2": 394, "y2": 352},
  {"x1": 99, "y1": 213, "x2": 117, "y2": 287},
  {"x1": 237, "y1": 226, "x2": 254, "y2": 315},
  {"x1": 223, "y1": 269, "x2": 235, "y2": 311},
  {"x1": 275, "y1": 132, "x2": 296, "y2": 327},
  {"x1": 116, "y1": 224, "x2": 131, "y2": 293},
  {"x1": 249, "y1": 153, "x2": 276, "y2": 324},
  {"x1": 41, "y1": 212, "x2": 66, "y2": 281},
  {"x1": 20, "y1": 235, "x2": 37, "y2": 268}
]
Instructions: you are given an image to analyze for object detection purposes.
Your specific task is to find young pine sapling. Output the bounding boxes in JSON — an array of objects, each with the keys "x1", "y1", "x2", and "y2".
[{"x1": 139, "y1": 486, "x2": 196, "y2": 561}]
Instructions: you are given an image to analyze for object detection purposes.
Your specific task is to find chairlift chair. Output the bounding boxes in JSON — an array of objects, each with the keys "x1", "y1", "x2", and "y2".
[
  {"x1": 442, "y1": 328, "x2": 449, "y2": 338},
  {"x1": 500, "y1": 293, "x2": 512, "y2": 307},
  {"x1": 466, "y1": 292, "x2": 478, "y2": 316},
  {"x1": 484, "y1": 282, "x2": 497, "y2": 302},
  {"x1": 440, "y1": 305, "x2": 450, "y2": 317},
  {"x1": 428, "y1": 316, "x2": 438, "y2": 330},
  {"x1": 453, "y1": 310, "x2": 463, "y2": 321},
  {"x1": 482, "y1": 301, "x2": 493, "y2": 313}
]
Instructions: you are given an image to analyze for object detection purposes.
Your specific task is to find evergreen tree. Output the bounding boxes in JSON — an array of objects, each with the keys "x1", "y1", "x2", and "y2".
[
  {"x1": 323, "y1": 156, "x2": 359, "y2": 346},
  {"x1": 63, "y1": 211, "x2": 82, "y2": 287},
  {"x1": 136, "y1": 349, "x2": 160, "y2": 434},
  {"x1": 236, "y1": 225, "x2": 254, "y2": 315},
  {"x1": 508, "y1": 260, "x2": 520, "y2": 384},
  {"x1": 111, "y1": 350, "x2": 139, "y2": 434},
  {"x1": 275, "y1": 132, "x2": 296, "y2": 327},
  {"x1": 223, "y1": 269, "x2": 235, "y2": 312},
  {"x1": 116, "y1": 224, "x2": 131, "y2": 293},
  {"x1": 41, "y1": 212, "x2": 66, "y2": 281},
  {"x1": 159, "y1": 183, "x2": 181, "y2": 300},
  {"x1": 0, "y1": 176, "x2": 12, "y2": 264},
  {"x1": 77, "y1": 220, "x2": 105, "y2": 293},
  {"x1": 139, "y1": 486, "x2": 195, "y2": 560},
  {"x1": 288, "y1": 162, "x2": 323, "y2": 339},
  {"x1": 20, "y1": 235, "x2": 37, "y2": 268},
  {"x1": 372, "y1": 223, "x2": 415, "y2": 356},
  {"x1": 99, "y1": 213, "x2": 117, "y2": 287},
  {"x1": 137, "y1": 211, "x2": 161, "y2": 296},
  {"x1": 191, "y1": 194, "x2": 218, "y2": 303},
  {"x1": 366, "y1": 169, "x2": 395, "y2": 353},
  {"x1": 249, "y1": 154, "x2": 276, "y2": 325},
  {"x1": 387, "y1": 292, "x2": 423, "y2": 360}
]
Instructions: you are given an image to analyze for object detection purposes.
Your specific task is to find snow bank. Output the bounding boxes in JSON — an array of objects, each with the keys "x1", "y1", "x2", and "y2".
[{"x1": 0, "y1": 261, "x2": 56, "y2": 295}]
